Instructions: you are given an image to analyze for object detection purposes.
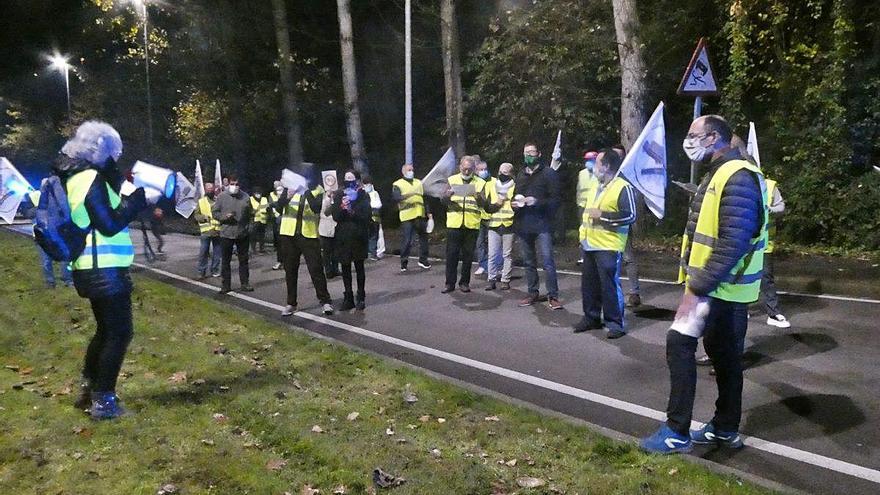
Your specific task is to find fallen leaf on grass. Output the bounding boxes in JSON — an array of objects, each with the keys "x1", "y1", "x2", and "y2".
[
  {"x1": 418, "y1": 415, "x2": 430, "y2": 423},
  {"x1": 72, "y1": 426, "x2": 93, "y2": 438},
  {"x1": 332, "y1": 485, "x2": 347, "y2": 494},
  {"x1": 300, "y1": 485, "x2": 320, "y2": 495},
  {"x1": 57, "y1": 386, "x2": 72, "y2": 396},
  {"x1": 157, "y1": 483, "x2": 178, "y2": 494},
  {"x1": 193, "y1": 379, "x2": 206, "y2": 386},
  {"x1": 144, "y1": 372, "x2": 157, "y2": 380},
  {"x1": 484, "y1": 415, "x2": 500, "y2": 422},
  {"x1": 516, "y1": 477, "x2": 545, "y2": 488},
  {"x1": 402, "y1": 384, "x2": 418, "y2": 404},
  {"x1": 668, "y1": 468, "x2": 678, "y2": 476},
  {"x1": 266, "y1": 459, "x2": 287, "y2": 471},
  {"x1": 201, "y1": 439, "x2": 215, "y2": 446},
  {"x1": 311, "y1": 425, "x2": 325, "y2": 434},
  {"x1": 212, "y1": 413, "x2": 228, "y2": 423},
  {"x1": 72, "y1": 452, "x2": 84, "y2": 460},
  {"x1": 19, "y1": 367, "x2": 33, "y2": 375},
  {"x1": 346, "y1": 412, "x2": 360, "y2": 421},
  {"x1": 213, "y1": 346, "x2": 228, "y2": 355},
  {"x1": 373, "y1": 468, "x2": 406, "y2": 488},
  {"x1": 4, "y1": 365, "x2": 20, "y2": 372},
  {"x1": 385, "y1": 428, "x2": 394, "y2": 436},
  {"x1": 430, "y1": 448, "x2": 441, "y2": 458},
  {"x1": 505, "y1": 459, "x2": 517, "y2": 467},
  {"x1": 436, "y1": 418, "x2": 446, "y2": 424},
  {"x1": 395, "y1": 438, "x2": 407, "y2": 444},
  {"x1": 168, "y1": 372, "x2": 187, "y2": 384}
]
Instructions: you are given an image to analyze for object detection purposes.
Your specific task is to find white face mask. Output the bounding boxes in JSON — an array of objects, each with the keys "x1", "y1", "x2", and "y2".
[
  {"x1": 227, "y1": 185, "x2": 239, "y2": 195},
  {"x1": 683, "y1": 136, "x2": 713, "y2": 162},
  {"x1": 364, "y1": 184, "x2": 374, "y2": 193},
  {"x1": 403, "y1": 171, "x2": 414, "y2": 180},
  {"x1": 275, "y1": 187, "x2": 284, "y2": 195}
]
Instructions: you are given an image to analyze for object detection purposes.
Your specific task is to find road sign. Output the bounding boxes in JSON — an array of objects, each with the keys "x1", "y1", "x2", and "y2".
[{"x1": 677, "y1": 38, "x2": 719, "y2": 96}]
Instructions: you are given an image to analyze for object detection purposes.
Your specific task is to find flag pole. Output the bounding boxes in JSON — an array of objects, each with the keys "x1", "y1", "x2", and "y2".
[{"x1": 404, "y1": 0, "x2": 413, "y2": 165}]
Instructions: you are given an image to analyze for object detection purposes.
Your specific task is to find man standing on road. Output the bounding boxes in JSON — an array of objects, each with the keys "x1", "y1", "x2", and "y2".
[
  {"x1": 641, "y1": 115, "x2": 766, "y2": 454},
  {"x1": 392, "y1": 163, "x2": 432, "y2": 272},
  {"x1": 195, "y1": 182, "x2": 221, "y2": 278},
  {"x1": 574, "y1": 149, "x2": 636, "y2": 339},
  {"x1": 513, "y1": 142, "x2": 563, "y2": 310},
  {"x1": 441, "y1": 155, "x2": 489, "y2": 293},
  {"x1": 249, "y1": 186, "x2": 269, "y2": 254},
  {"x1": 212, "y1": 176, "x2": 254, "y2": 294},
  {"x1": 474, "y1": 158, "x2": 491, "y2": 277}
]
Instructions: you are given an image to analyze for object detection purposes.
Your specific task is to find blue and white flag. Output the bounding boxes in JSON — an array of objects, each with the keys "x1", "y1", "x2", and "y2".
[
  {"x1": 0, "y1": 157, "x2": 33, "y2": 224},
  {"x1": 617, "y1": 102, "x2": 667, "y2": 219},
  {"x1": 747, "y1": 122, "x2": 761, "y2": 167}
]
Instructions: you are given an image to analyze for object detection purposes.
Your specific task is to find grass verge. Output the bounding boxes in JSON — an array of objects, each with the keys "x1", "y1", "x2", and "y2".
[{"x1": 0, "y1": 230, "x2": 774, "y2": 494}]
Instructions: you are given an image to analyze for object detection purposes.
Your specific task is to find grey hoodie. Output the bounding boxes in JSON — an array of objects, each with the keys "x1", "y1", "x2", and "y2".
[{"x1": 212, "y1": 190, "x2": 252, "y2": 239}]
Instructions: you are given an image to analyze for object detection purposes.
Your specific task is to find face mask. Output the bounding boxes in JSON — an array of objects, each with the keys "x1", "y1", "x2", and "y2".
[
  {"x1": 254, "y1": 193, "x2": 261, "y2": 199},
  {"x1": 206, "y1": 191, "x2": 215, "y2": 198},
  {"x1": 404, "y1": 171, "x2": 414, "y2": 180},
  {"x1": 498, "y1": 174, "x2": 511, "y2": 182},
  {"x1": 477, "y1": 170, "x2": 489, "y2": 179},
  {"x1": 584, "y1": 160, "x2": 595, "y2": 171},
  {"x1": 364, "y1": 184, "x2": 374, "y2": 193},
  {"x1": 344, "y1": 180, "x2": 358, "y2": 189},
  {"x1": 227, "y1": 185, "x2": 239, "y2": 195},
  {"x1": 275, "y1": 187, "x2": 284, "y2": 195},
  {"x1": 524, "y1": 155, "x2": 538, "y2": 166},
  {"x1": 683, "y1": 136, "x2": 712, "y2": 163},
  {"x1": 461, "y1": 171, "x2": 473, "y2": 180}
]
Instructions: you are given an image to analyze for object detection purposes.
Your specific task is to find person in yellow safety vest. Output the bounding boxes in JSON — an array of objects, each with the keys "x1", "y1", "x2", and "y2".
[
  {"x1": 761, "y1": 177, "x2": 789, "y2": 328},
  {"x1": 269, "y1": 181, "x2": 284, "y2": 270},
  {"x1": 484, "y1": 162, "x2": 515, "y2": 291},
  {"x1": 274, "y1": 182, "x2": 334, "y2": 317},
  {"x1": 575, "y1": 151, "x2": 600, "y2": 266},
  {"x1": 58, "y1": 121, "x2": 150, "y2": 420},
  {"x1": 392, "y1": 163, "x2": 433, "y2": 271},
  {"x1": 441, "y1": 155, "x2": 493, "y2": 293},
  {"x1": 574, "y1": 149, "x2": 636, "y2": 339},
  {"x1": 641, "y1": 115, "x2": 767, "y2": 455},
  {"x1": 363, "y1": 175, "x2": 382, "y2": 259},
  {"x1": 473, "y1": 157, "x2": 491, "y2": 276},
  {"x1": 195, "y1": 182, "x2": 221, "y2": 278},
  {"x1": 249, "y1": 186, "x2": 269, "y2": 254},
  {"x1": 26, "y1": 184, "x2": 73, "y2": 288}
]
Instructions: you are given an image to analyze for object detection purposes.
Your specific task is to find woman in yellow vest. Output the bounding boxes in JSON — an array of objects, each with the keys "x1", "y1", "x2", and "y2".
[
  {"x1": 485, "y1": 162, "x2": 515, "y2": 290},
  {"x1": 575, "y1": 149, "x2": 636, "y2": 339},
  {"x1": 59, "y1": 121, "x2": 149, "y2": 420}
]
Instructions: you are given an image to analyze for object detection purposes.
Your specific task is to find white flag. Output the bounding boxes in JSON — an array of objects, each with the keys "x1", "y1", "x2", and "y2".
[
  {"x1": 0, "y1": 157, "x2": 33, "y2": 224},
  {"x1": 617, "y1": 102, "x2": 667, "y2": 219},
  {"x1": 194, "y1": 159, "x2": 205, "y2": 199},
  {"x1": 422, "y1": 147, "x2": 457, "y2": 198},
  {"x1": 747, "y1": 122, "x2": 761, "y2": 168},
  {"x1": 214, "y1": 159, "x2": 223, "y2": 191},
  {"x1": 550, "y1": 130, "x2": 563, "y2": 170}
]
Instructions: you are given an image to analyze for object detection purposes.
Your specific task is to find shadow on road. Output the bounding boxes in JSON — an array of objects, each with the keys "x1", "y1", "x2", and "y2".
[{"x1": 743, "y1": 332, "x2": 839, "y2": 370}]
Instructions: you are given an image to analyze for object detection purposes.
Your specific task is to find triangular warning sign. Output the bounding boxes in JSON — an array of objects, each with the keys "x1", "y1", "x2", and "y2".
[{"x1": 677, "y1": 38, "x2": 719, "y2": 96}]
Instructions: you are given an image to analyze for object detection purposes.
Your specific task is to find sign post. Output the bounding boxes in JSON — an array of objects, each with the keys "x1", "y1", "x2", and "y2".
[{"x1": 677, "y1": 37, "x2": 719, "y2": 186}]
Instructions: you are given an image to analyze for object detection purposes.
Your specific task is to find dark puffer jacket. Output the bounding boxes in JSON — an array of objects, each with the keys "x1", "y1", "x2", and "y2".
[
  {"x1": 683, "y1": 149, "x2": 765, "y2": 297},
  {"x1": 55, "y1": 155, "x2": 147, "y2": 299}
]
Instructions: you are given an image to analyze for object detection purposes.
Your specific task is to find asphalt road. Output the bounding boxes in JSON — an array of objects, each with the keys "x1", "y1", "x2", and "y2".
[{"x1": 12, "y1": 226, "x2": 879, "y2": 494}]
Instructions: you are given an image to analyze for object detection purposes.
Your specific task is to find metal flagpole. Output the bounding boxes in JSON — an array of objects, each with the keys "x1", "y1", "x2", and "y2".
[{"x1": 404, "y1": 0, "x2": 413, "y2": 165}]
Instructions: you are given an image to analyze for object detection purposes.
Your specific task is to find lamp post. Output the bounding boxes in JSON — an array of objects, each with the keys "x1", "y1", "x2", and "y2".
[
  {"x1": 129, "y1": 0, "x2": 154, "y2": 149},
  {"x1": 48, "y1": 54, "x2": 72, "y2": 119}
]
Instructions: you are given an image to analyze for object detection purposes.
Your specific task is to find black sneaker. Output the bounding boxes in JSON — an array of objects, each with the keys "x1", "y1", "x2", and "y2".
[
  {"x1": 606, "y1": 329, "x2": 626, "y2": 339},
  {"x1": 485, "y1": 281, "x2": 497, "y2": 291},
  {"x1": 573, "y1": 318, "x2": 602, "y2": 333},
  {"x1": 418, "y1": 261, "x2": 432, "y2": 269},
  {"x1": 239, "y1": 285, "x2": 255, "y2": 292},
  {"x1": 441, "y1": 285, "x2": 455, "y2": 294},
  {"x1": 696, "y1": 355, "x2": 713, "y2": 366},
  {"x1": 458, "y1": 284, "x2": 471, "y2": 293}
]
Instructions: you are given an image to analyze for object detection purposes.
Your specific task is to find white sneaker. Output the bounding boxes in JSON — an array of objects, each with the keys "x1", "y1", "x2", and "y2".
[
  {"x1": 474, "y1": 267, "x2": 485, "y2": 275},
  {"x1": 767, "y1": 314, "x2": 791, "y2": 328},
  {"x1": 281, "y1": 305, "x2": 295, "y2": 316},
  {"x1": 322, "y1": 303, "x2": 334, "y2": 315}
]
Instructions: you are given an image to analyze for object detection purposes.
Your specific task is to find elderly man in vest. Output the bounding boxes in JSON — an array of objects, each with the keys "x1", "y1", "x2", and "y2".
[
  {"x1": 275, "y1": 182, "x2": 334, "y2": 316},
  {"x1": 59, "y1": 121, "x2": 149, "y2": 419},
  {"x1": 195, "y1": 182, "x2": 221, "y2": 278},
  {"x1": 574, "y1": 149, "x2": 636, "y2": 339},
  {"x1": 392, "y1": 163, "x2": 432, "y2": 271},
  {"x1": 641, "y1": 115, "x2": 767, "y2": 454},
  {"x1": 441, "y1": 155, "x2": 491, "y2": 293}
]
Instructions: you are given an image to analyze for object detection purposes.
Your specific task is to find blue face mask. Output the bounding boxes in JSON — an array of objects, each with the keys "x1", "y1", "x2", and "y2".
[
  {"x1": 584, "y1": 160, "x2": 595, "y2": 171},
  {"x1": 477, "y1": 170, "x2": 489, "y2": 179}
]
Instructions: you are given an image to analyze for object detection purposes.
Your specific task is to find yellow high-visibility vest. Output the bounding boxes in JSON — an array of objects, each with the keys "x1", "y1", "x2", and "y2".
[
  {"x1": 578, "y1": 177, "x2": 631, "y2": 252},
  {"x1": 677, "y1": 160, "x2": 768, "y2": 303},
  {"x1": 576, "y1": 168, "x2": 599, "y2": 209},
  {"x1": 446, "y1": 174, "x2": 486, "y2": 230},
  {"x1": 393, "y1": 178, "x2": 425, "y2": 222},
  {"x1": 250, "y1": 196, "x2": 269, "y2": 224},
  {"x1": 486, "y1": 178, "x2": 515, "y2": 228},
  {"x1": 67, "y1": 169, "x2": 134, "y2": 270},
  {"x1": 197, "y1": 196, "x2": 220, "y2": 235},
  {"x1": 765, "y1": 178, "x2": 777, "y2": 254},
  {"x1": 279, "y1": 186, "x2": 323, "y2": 239}
]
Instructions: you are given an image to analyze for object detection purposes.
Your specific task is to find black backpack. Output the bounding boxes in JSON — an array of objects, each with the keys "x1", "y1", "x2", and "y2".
[{"x1": 33, "y1": 175, "x2": 88, "y2": 262}]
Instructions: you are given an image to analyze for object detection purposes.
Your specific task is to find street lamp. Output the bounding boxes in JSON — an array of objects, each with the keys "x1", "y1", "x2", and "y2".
[
  {"x1": 126, "y1": 0, "x2": 154, "y2": 149},
  {"x1": 48, "y1": 53, "x2": 72, "y2": 119}
]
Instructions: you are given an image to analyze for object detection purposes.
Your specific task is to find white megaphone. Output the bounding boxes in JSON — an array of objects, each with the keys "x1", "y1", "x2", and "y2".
[{"x1": 132, "y1": 161, "x2": 177, "y2": 202}]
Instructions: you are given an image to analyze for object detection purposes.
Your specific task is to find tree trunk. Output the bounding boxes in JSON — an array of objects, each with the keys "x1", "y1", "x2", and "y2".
[
  {"x1": 336, "y1": 0, "x2": 368, "y2": 175},
  {"x1": 440, "y1": 0, "x2": 466, "y2": 158},
  {"x1": 270, "y1": 0, "x2": 305, "y2": 171},
  {"x1": 611, "y1": 0, "x2": 648, "y2": 150}
]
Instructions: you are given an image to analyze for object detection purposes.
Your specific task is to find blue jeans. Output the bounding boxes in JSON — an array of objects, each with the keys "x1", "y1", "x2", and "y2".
[
  {"x1": 39, "y1": 245, "x2": 72, "y2": 286},
  {"x1": 517, "y1": 231, "x2": 558, "y2": 299},
  {"x1": 368, "y1": 221, "x2": 380, "y2": 257},
  {"x1": 198, "y1": 236, "x2": 221, "y2": 276},
  {"x1": 400, "y1": 218, "x2": 429, "y2": 268},
  {"x1": 475, "y1": 223, "x2": 488, "y2": 270},
  {"x1": 580, "y1": 250, "x2": 625, "y2": 332}
]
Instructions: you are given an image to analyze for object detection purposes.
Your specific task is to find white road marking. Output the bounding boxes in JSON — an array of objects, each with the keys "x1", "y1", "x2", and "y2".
[{"x1": 135, "y1": 261, "x2": 880, "y2": 485}]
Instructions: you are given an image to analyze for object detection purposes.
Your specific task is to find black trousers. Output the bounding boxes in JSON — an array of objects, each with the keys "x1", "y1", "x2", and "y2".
[
  {"x1": 83, "y1": 293, "x2": 133, "y2": 393},
  {"x1": 581, "y1": 250, "x2": 625, "y2": 333},
  {"x1": 666, "y1": 297, "x2": 747, "y2": 435},
  {"x1": 273, "y1": 221, "x2": 282, "y2": 262},
  {"x1": 445, "y1": 227, "x2": 478, "y2": 287},
  {"x1": 320, "y1": 235, "x2": 340, "y2": 277},
  {"x1": 250, "y1": 222, "x2": 267, "y2": 253},
  {"x1": 280, "y1": 234, "x2": 331, "y2": 306},
  {"x1": 761, "y1": 253, "x2": 781, "y2": 317},
  {"x1": 220, "y1": 236, "x2": 250, "y2": 290},
  {"x1": 341, "y1": 259, "x2": 366, "y2": 299},
  {"x1": 400, "y1": 218, "x2": 429, "y2": 268}
]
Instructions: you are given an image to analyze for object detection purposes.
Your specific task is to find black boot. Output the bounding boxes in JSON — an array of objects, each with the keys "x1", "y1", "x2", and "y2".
[
  {"x1": 340, "y1": 291, "x2": 356, "y2": 311},
  {"x1": 356, "y1": 291, "x2": 366, "y2": 310}
]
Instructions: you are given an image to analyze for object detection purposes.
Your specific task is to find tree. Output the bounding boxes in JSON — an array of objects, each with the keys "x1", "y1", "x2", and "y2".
[
  {"x1": 611, "y1": 0, "x2": 649, "y2": 150},
  {"x1": 440, "y1": 0, "x2": 466, "y2": 158},
  {"x1": 336, "y1": 0, "x2": 368, "y2": 174},
  {"x1": 270, "y1": 0, "x2": 305, "y2": 170}
]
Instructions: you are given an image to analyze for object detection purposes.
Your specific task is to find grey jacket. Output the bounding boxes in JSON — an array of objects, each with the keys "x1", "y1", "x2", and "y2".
[{"x1": 212, "y1": 190, "x2": 253, "y2": 239}]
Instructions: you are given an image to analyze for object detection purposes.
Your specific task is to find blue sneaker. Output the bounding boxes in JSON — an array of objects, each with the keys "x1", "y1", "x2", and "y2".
[
  {"x1": 89, "y1": 392, "x2": 127, "y2": 420},
  {"x1": 639, "y1": 424, "x2": 693, "y2": 454},
  {"x1": 690, "y1": 422, "x2": 744, "y2": 449}
]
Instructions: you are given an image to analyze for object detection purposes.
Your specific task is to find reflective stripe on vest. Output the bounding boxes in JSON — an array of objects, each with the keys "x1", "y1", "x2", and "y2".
[
  {"x1": 250, "y1": 196, "x2": 269, "y2": 224},
  {"x1": 486, "y1": 178, "x2": 515, "y2": 228},
  {"x1": 278, "y1": 189, "x2": 320, "y2": 239},
  {"x1": 393, "y1": 178, "x2": 425, "y2": 222},
  {"x1": 446, "y1": 174, "x2": 486, "y2": 230},
  {"x1": 67, "y1": 169, "x2": 134, "y2": 270},
  {"x1": 765, "y1": 178, "x2": 777, "y2": 254},
  {"x1": 576, "y1": 169, "x2": 599, "y2": 208},
  {"x1": 677, "y1": 160, "x2": 768, "y2": 303},
  {"x1": 578, "y1": 177, "x2": 630, "y2": 252},
  {"x1": 198, "y1": 196, "x2": 220, "y2": 234}
]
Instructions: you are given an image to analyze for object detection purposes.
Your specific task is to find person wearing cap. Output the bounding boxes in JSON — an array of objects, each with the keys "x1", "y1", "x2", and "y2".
[{"x1": 485, "y1": 162, "x2": 516, "y2": 290}]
